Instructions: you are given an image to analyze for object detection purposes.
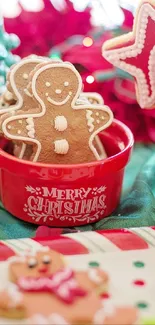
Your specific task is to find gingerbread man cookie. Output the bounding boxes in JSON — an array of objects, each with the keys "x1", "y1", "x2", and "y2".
[
  {"x1": 103, "y1": 0, "x2": 155, "y2": 109},
  {"x1": 0, "y1": 56, "x2": 50, "y2": 160},
  {"x1": 2, "y1": 62, "x2": 113, "y2": 164},
  {"x1": 7, "y1": 248, "x2": 108, "y2": 323},
  {"x1": 4, "y1": 248, "x2": 139, "y2": 325}
]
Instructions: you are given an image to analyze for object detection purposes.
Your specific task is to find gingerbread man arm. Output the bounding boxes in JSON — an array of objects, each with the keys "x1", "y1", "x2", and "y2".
[
  {"x1": 75, "y1": 268, "x2": 108, "y2": 294},
  {"x1": 2, "y1": 111, "x2": 42, "y2": 162},
  {"x1": 75, "y1": 104, "x2": 113, "y2": 160}
]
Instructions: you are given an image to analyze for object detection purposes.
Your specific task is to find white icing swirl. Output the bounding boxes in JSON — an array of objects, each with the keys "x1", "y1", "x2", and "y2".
[
  {"x1": 29, "y1": 313, "x2": 69, "y2": 325},
  {"x1": 54, "y1": 116, "x2": 68, "y2": 132},
  {"x1": 54, "y1": 139, "x2": 69, "y2": 155},
  {"x1": 26, "y1": 117, "x2": 35, "y2": 138},
  {"x1": 86, "y1": 110, "x2": 94, "y2": 132}
]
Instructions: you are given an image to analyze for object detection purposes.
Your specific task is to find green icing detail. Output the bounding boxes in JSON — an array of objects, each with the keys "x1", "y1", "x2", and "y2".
[
  {"x1": 88, "y1": 261, "x2": 100, "y2": 267},
  {"x1": 133, "y1": 261, "x2": 145, "y2": 268},
  {"x1": 136, "y1": 302, "x2": 148, "y2": 309}
]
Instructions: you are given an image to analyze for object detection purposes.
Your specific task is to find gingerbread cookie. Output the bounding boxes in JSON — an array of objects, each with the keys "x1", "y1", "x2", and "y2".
[
  {"x1": 8, "y1": 248, "x2": 108, "y2": 323},
  {"x1": 0, "y1": 284, "x2": 26, "y2": 319},
  {"x1": 102, "y1": 0, "x2": 155, "y2": 109},
  {"x1": 0, "y1": 56, "x2": 50, "y2": 160},
  {"x1": 5, "y1": 248, "x2": 139, "y2": 325},
  {"x1": 2, "y1": 61, "x2": 113, "y2": 164}
]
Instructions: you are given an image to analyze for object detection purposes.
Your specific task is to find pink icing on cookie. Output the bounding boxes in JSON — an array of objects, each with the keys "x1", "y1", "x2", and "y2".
[{"x1": 18, "y1": 267, "x2": 87, "y2": 304}]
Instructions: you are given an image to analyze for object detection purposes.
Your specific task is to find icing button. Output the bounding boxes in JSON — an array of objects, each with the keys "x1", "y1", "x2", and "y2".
[
  {"x1": 54, "y1": 139, "x2": 69, "y2": 155},
  {"x1": 54, "y1": 116, "x2": 68, "y2": 132}
]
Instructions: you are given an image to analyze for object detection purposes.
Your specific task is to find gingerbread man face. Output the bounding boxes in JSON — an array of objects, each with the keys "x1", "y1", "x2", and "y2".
[
  {"x1": 34, "y1": 63, "x2": 81, "y2": 107},
  {"x1": 10, "y1": 249, "x2": 65, "y2": 283}
]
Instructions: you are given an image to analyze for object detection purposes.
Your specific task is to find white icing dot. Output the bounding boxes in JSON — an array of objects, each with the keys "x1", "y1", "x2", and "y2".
[
  {"x1": 69, "y1": 91, "x2": 72, "y2": 96},
  {"x1": 43, "y1": 255, "x2": 51, "y2": 263},
  {"x1": 17, "y1": 130, "x2": 21, "y2": 134},
  {"x1": 101, "y1": 116, "x2": 105, "y2": 120},
  {"x1": 8, "y1": 125, "x2": 11, "y2": 129},
  {"x1": 55, "y1": 89, "x2": 61, "y2": 94},
  {"x1": 23, "y1": 73, "x2": 28, "y2": 80},
  {"x1": 28, "y1": 257, "x2": 37, "y2": 267},
  {"x1": 45, "y1": 93, "x2": 48, "y2": 97},
  {"x1": 64, "y1": 81, "x2": 69, "y2": 87},
  {"x1": 18, "y1": 120, "x2": 22, "y2": 124},
  {"x1": 96, "y1": 112, "x2": 99, "y2": 116},
  {"x1": 96, "y1": 119, "x2": 100, "y2": 124},
  {"x1": 46, "y1": 82, "x2": 51, "y2": 87}
]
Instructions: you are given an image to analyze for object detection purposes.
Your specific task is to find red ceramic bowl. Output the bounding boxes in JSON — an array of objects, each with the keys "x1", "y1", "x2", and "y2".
[{"x1": 0, "y1": 119, "x2": 134, "y2": 227}]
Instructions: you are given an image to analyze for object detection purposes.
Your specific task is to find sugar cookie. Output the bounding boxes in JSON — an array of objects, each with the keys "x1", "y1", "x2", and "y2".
[{"x1": 103, "y1": 0, "x2": 155, "y2": 109}]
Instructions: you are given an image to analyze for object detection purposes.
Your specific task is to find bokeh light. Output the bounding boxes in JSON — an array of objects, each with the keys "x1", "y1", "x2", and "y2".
[{"x1": 86, "y1": 75, "x2": 95, "y2": 84}]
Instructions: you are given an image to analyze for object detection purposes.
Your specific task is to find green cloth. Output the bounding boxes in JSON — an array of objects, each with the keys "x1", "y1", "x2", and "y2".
[{"x1": 0, "y1": 144, "x2": 155, "y2": 239}]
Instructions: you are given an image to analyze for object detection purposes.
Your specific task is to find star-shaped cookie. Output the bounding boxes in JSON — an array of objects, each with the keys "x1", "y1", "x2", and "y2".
[
  {"x1": 2, "y1": 62, "x2": 113, "y2": 164},
  {"x1": 103, "y1": 0, "x2": 155, "y2": 109}
]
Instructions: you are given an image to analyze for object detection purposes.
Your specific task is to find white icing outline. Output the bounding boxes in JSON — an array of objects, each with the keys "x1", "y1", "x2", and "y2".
[
  {"x1": 103, "y1": 3, "x2": 155, "y2": 109},
  {"x1": 24, "y1": 88, "x2": 33, "y2": 97},
  {"x1": 93, "y1": 136, "x2": 107, "y2": 159},
  {"x1": 2, "y1": 62, "x2": 113, "y2": 162},
  {"x1": 18, "y1": 143, "x2": 26, "y2": 159}
]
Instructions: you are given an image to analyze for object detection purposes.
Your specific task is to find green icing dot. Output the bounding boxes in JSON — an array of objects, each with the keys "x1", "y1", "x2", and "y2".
[
  {"x1": 133, "y1": 261, "x2": 145, "y2": 268},
  {"x1": 136, "y1": 302, "x2": 148, "y2": 309},
  {"x1": 88, "y1": 261, "x2": 100, "y2": 267}
]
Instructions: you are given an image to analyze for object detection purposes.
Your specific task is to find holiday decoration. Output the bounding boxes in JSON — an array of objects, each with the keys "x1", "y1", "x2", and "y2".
[
  {"x1": 103, "y1": 0, "x2": 155, "y2": 110},
  {"x1": 0, "y1": 17, "x2": 20, "y2": 95},
  {"x1": 4, "y1": 0, "x2": 91, "y2": 58}
]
